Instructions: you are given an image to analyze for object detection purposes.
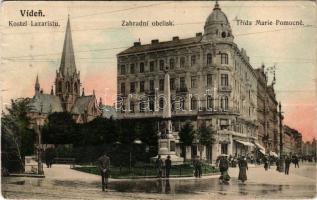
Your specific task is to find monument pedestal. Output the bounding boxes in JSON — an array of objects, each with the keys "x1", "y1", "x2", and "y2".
[{"x1": 152, "y1": 133, "x2": 183, "y2": 164}]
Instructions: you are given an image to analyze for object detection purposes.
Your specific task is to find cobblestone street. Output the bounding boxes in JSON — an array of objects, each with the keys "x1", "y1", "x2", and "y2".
[{"x1": 2, "y1": 162, "x2": 316, "y2": 199}]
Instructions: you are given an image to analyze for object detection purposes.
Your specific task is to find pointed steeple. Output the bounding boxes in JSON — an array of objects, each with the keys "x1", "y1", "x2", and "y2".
[
  {"x1": 35, "y1": 74, "x2": 40, "y2": 93},
  {"x1": 60, "y1": 15, "x2": 76, "y2": 77}
]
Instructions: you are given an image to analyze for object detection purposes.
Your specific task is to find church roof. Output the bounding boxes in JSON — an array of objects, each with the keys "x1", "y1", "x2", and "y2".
[
  {"x1": 28, "y1": 93, "x2": 63, "y2": 114},
  {"x1": 118, "y1": 36, "x2": 202, "y2": 55},
  {"x1": 71, "y1": 95, "x2": 95, "y2": 114},
  {"x1": 59, "y1": 17, "x2": 77, "y2": 76}
]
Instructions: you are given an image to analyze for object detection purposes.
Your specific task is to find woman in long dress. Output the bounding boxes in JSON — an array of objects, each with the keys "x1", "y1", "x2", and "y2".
[{"x1": 238, "y1": 156, "x2": 248, "y2": 183}]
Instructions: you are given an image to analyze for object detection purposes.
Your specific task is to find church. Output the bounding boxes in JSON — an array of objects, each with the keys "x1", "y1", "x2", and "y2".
[{"x1": 28, "y1": 17, "x2": 102, "y2": 123}]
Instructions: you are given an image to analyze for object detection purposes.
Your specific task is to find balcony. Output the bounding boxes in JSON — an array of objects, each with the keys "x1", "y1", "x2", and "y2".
[
  {"x1": 176, "y1": 87, "x2": 188, "y2": 94},
  {"x1": 218, "y1": 85, "x2": 232, "y2": 92},
  {"x1": 198, "y1": 106, "x2": 239, "y2": 116}
]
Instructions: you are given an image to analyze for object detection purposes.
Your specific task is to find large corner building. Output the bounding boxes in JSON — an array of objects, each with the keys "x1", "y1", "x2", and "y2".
[{"x1": 117, "y1": 2, "x2": 259, "y2": 163}]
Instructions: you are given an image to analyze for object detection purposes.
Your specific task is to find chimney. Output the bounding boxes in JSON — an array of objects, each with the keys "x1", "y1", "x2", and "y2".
[
  {"x1": 172, "y1": 36, "x2": 179, "y2": 41},
  {"x1": 151, "y1": 39, "x2": 159, "y2": 44},
  {"x1": 133, "y1": 42, "x2": 141, "y2": 47},
  {"x1": 196, "y1": 32, "x2": 202, "y2": 37}
]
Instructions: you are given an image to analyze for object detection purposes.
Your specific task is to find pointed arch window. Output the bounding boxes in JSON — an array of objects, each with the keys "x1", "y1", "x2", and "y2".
[
  {"x1": 66, "y1": 82, "x2": 71, "y2": 93},
  {"x1": 74, "y1": 82, "x2": 78, "y2": 94}
]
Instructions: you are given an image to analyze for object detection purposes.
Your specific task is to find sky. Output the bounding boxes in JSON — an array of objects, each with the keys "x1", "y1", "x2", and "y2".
[{"x1": 0, "y1": 1, "x2": 316, "y2": 141}]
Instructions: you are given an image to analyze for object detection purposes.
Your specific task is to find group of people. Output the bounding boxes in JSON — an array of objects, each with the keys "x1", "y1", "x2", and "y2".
[
  {"x1": 97, "y1": 152, "x2": 309, "y2": 191},
  {"x1": 217, "y1": 155, "x2": 248, "y2": 184},
  {"x1": 155, "y1": 155, "x2": 172, "y2": 178}
]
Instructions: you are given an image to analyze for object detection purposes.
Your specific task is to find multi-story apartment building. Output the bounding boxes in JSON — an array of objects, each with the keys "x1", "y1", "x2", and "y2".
[
  {"x1": 116, "y1": 2, "x2": 257, "y2": 163},
  {"x1": 283, "y1": 125, "x2": 303, "y2": 155},
  {"x1": 254, "y1": 66, "x2": 279, "y2": 155}
]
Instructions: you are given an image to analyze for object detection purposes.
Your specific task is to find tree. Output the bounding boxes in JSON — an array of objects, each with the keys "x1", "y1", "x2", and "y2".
[
  {"x1": 42, "y1": 112, "x2": 77, "y2": 145},
  {"x1": 1, "y1": 98, "x2": 36, "y2": 173},
  {"x1": 179, "y1": 121, "x2": 195, "y2": 160},
  {"x1": 197, "y1": 126, "x2": 215, "y2": 161}
]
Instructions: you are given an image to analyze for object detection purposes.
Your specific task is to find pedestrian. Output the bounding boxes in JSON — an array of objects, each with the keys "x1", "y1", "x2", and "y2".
[
  {"x1": 193, "y1": 156, "x2": 199, "y2": 178},
  {"x1": 45, "y1": 148, "x2": 55, "y2": 168},
  {"x1": 197, "y1": 156, "x2": 202, "y2": 178},
  {"x1": 275, "y1": 158, "x2": 280, "y2": 171},
  {"x1": 294, "y1": 156, "x2": 299, "y2": 168},
  {"x1": 238, "y1": 156, "x2": 248, "y2": 183},
  {"x1": 284, "y1": 156, "x2": 291, "y2": 175},
  {"x1": 218, "y1": 155, "x2": 230, "y2": 183},
  {"x1": 98, "y1": 152, "x2": 110, "y2": 191},
  {"x1": 264, "y1": 156, "x2": 269, "y2": 171},
  {"x1": 165, "y1": 155, "x2": 172, "y2": 178},
  {"x1": 156, "y1": 155, "x2": 163, "y2": 178}
]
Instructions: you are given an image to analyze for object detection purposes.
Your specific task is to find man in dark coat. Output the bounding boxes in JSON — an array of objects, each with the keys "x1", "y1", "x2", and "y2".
[
  {"x1": 165, "y1": 155, "x2": 172, "y2": 178},
  {"x1": 284, "y1": 156, "x2": 291, "y2": 175},
  {"x1": 156, "y1": 155, "x2": 163, "y2": 178},
  {"x1": 98, "y1": 152, "x2": 110, "y2": 191},
  {"x1": 294, "y1": 156, "x2": 299, "y2": 168}
]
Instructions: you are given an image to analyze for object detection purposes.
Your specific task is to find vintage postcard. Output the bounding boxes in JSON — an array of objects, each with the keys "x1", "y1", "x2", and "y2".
[{"x1": 0, "y1": 1, "x2": 316, "y2": 199}]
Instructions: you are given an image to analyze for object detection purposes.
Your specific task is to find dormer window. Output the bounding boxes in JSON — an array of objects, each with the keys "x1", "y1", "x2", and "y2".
[{"x1": 221, "y1": 32, "x2": 226, "y2": 38}]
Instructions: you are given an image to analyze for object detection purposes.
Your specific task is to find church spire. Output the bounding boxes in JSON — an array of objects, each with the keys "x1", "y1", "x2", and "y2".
[
  {"x1": 35, "y1": 74, "x2": 40, "y2": 93},
  {"x1": 59, "y1": 15, "x2": 76, "y2": 77}
]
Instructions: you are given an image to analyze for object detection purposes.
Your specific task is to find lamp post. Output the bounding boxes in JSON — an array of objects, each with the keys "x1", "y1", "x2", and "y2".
[
  {"x1": 129, "y1": 139, "x2": 142, "y2": 172},
  {"x1": 35, "y1": 113, "x2": 45, "y2": 175},
  {"x1": 278, "y1": 102, "x2": 284, "y2": 172}
]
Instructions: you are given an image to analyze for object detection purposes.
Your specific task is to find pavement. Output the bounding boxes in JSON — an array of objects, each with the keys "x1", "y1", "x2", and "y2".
[{"x1": 2, "y1": 162, "x2": 316, "y2": 199}]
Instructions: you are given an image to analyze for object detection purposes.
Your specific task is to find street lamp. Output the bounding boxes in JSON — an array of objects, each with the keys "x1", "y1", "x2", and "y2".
[
  {"x1": 35, "y1": 112, "x2": 45, "y2": 175},
  {"x1": 129, "y1": 139, "x2": 142, "y2": 172}
]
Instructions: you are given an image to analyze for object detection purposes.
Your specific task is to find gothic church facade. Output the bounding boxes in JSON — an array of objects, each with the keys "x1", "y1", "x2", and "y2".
[{"x1": 28, "y1": 17, "x2": 101, "y2": 123}]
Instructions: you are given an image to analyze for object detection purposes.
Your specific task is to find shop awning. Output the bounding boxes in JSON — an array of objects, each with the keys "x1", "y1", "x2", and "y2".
[
  {"x1": 259, "y1": 149, "x2": 266, "y2": 155},
  {"x1": 254, "y1": 142, "x2": 266, "y2": 152},
  {"x1": 235, "y1": 140, "x2": 255, "y2": 147},
  {"x1": 270, "y1": 151, "x2": 278, "y2": 157}
]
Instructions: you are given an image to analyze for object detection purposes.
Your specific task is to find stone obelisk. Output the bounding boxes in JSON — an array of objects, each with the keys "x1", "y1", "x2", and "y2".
[{"x1": 156, "y1": 68, "x2": 183, "y2": 163}]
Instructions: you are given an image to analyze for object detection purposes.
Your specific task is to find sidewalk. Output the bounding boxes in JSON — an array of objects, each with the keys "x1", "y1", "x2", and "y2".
[
  {"x1": 228, "y1": 165, "x2": 316, "y2": 186},
  {"x1": 44, "y1": 164, "x2": 221, "y2": 182}
]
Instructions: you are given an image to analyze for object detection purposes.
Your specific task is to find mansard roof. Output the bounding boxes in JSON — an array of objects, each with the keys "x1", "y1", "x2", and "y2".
[
  {"x1": 118, "y1": 35, "x2": 202, "y2": 55},
  {"x1": 28, "y1": 93, "x2": 63, "y2": 114}
]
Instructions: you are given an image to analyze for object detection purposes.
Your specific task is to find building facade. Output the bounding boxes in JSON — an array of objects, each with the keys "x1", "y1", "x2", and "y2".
[
  {"x1": 28, "y1": 17, "x2": 101, "y2": 124},
  {"x1": 117, "y1": 2, "x2": 258, "y2": 163},
  {"x1": 254, "y1": 66, "x2": 279, "y2": 155},
  {"x1": 283, "y1": 125, "x2": 303, "y2": 155}
]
